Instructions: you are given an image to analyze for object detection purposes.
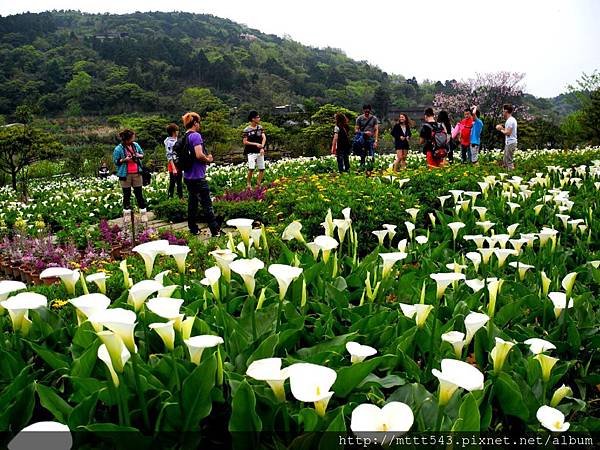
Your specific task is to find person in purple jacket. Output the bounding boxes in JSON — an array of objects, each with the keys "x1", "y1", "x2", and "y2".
[{"x1": 181, "y1": 112, "x2": 221, "y2": 237}]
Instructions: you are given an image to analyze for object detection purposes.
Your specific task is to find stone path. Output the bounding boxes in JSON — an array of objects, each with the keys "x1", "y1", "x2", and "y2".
[{"x1": 108, "y1": 212, "x2": 234, "y2": 241}]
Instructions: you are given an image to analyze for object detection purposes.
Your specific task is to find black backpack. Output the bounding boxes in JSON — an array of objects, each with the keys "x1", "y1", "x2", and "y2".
[
  {"x1": 172, "y1": 131, "x2": 195, "y2": 171},
  {"x1": 423, "y1": 122, "x2": 449, "y2": 158}
]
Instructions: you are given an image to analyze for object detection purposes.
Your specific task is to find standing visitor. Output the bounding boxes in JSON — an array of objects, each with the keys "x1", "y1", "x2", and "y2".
[
  {"x1": 243, "y1": 110, "x2": 267, "y2": 189},
  {"x1": 437, "y1": 110, "x2": 452, "y2": 166},
  {"x1": 164, "y1": 123, "x2": 183, "y2": 199},
  {"x1": 182, "y1": 112, "x2": 221, "y2": 237},
  {"x1": 496, "y1": 104, "x2": 518, "y2": 170},
  {"x1": 112, "y1": 129, "x2": 148, "y2": 227},
  {"x1": 420, "y1": 108, "x2": 443, "y2": 169},
  {"x1": 390, "y1": 113, "x2": 412, "y2": 171},
  {"x1": 458, "y1": 108, "x2": 474, "y2": 163},
  {"x1": 355, "y1": 104, "x2": 379, "y2": 175},
  {"x1": 470, "y1": 107, "x2": 483, "y2": 164},
  {"x1": 331, "y1": 113, "x2": 351, "y2": 173}
]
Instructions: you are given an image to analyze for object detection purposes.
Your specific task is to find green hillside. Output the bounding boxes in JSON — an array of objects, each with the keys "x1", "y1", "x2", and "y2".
[{"x1": 0, "y1": 10, "x2": 439, "y2": 119}]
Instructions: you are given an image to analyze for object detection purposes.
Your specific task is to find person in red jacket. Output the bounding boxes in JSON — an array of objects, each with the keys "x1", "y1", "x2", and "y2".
[{"x1": 458, "y1": 108, "x2": 473, "y2": 163}]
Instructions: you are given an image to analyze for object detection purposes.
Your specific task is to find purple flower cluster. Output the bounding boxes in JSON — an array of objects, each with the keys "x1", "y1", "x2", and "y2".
[
  {"x1": 1, "y1": 234, "x2": 96, "y2": 271},
  {"x1": 138, "y1": 228, "x2": 186, "y2": 246},
  {"x1": 216, "y1": 185, "x2": 269, "y2": 202}
]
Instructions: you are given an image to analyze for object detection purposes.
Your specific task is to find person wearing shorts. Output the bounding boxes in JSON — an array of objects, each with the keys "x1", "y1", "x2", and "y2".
[
  {"x1": 242, "y1": 110, "x2": 267, "y2": 189},
  {"x1": 470, "y1": 107, "x2": 483, "y2": 163},
  {"x1": 112, "y1": 128, "x2": 148, "y2": 228},
  {"x1": 496, "y1": 104, "x2": 518, "y2": 170}
]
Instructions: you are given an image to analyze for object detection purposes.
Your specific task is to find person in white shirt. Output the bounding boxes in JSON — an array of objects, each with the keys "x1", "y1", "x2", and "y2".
[
  {"x1": 496, "y1": 104, "x2": 518, "y2": 170},
  {"x1": 164, "y1": 123, "x2": 183, "y2": 198}
]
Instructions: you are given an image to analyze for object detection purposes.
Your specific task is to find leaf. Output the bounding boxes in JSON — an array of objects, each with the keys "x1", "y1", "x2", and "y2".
[
  {"x1": 71, "y1": 341, "x2": 99, "y2": 378},
  {"x1": 181, "y1": 354, "x2": 217, "y2": 430},
  {"x1": 332, "y1": 357, "x2": 384, "y2": 398},
  {"x1": 319, "y1": 406, "x2": 346, "y2": 450},
  {"x1": 494, "y1": 372, "x2": 529, "y2": 420},
  {"x1": 0, "y1": 382, "x2": 35, "y2": 431},
  {"x1": 296, "y1": 332, "x2": 356, "y2": 359},
  {"x1": 298, "y1": 407, "x2": 320, "y2": 432},
  {"x1": 358, "y1": 373, "x2": 406, "y2": 389},
  {"x1": 29, "y1": 342, "x2": 70, "y2": 371},
  {"x1": 246, "y1": 333, "x2": 279, "y2": 368},
  {"x1": 229, "y1": 380, "x2": 262, "y2": 439},
  {"x1": 451, "y1": 392, "x2": 480, "y2": 432},
  {"x1": 68, "y1": 391, "x2": 99, "y2": 429},
  {"x1": 36, "y1": 382, "x2": 73, "y2": 423}
]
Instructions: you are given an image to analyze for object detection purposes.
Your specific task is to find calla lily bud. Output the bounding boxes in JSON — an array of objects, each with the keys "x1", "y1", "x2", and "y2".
[{"x1": 550, "y1": 384, "x2": 572, "y2": 407}]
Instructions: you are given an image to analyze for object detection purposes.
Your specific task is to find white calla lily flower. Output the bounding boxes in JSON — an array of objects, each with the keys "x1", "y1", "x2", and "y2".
[
  {"x1": 534, "y1": 354, "x2": 559, "y2": 382},
  {"x1": 146, "y1": 297, "x2": 184, "y2": 325},
  {"x1": 490, "y1": 337, "x2": 515, "y2": 372},
  {"x1": 561, "y1": 272, "x2": 577, "y2": 298},
  {"x1": 548, "y1": 292, "x2": 573, "y2": 318},
  {"x1": 382, "y1": 223, "x2": 397, "y2": 241},
  {"x1": 477, "y1": 248, "x2": 494, "y2": 265},
  {"x1": 282, "y1": 220, "x2": 305, "y2": 243},
  {"x1": 314, "y1": 235, "x2": 339, "y2": 263},
  {"x1": 464, "y1": 234, "x2": 486, "y2": 249},
  {"x1": 415, "y1": 235, "x2": 428, "y2": 245},
  {"x1": 40, "y1": 267, "x2": 79, "y2": 296},
  {"x1": 524, "y1": 338, "x2": 556, "y2": 355},
  {"x1": 438, "y1": 195, "x2": 451, "y2": 209},
  {"x1": 397, "y1": 238, "x2": 408, "y2": 252},
  {"x1": 476, "y1": 221, "x2": 495, "y2": 234},
  {"x1": 447, "y1": 222, "x2": 465, "y2": 241},
  {"x1": 404, "y1": 221, "x2": 415, "y2": 240},
  {"x1": 536, "y1": 406, "x2": 570, "y2": 432},
  {"x1": 346, "y1": 342, "x2": 377, "y2": 364},
  {"x1": 132, "y1": 240, "x2": 170, "y2": 278},
  {"x1": 85, "y1": 272, "x2": 108, "y2": 294},
  {"x1": 350, "y1": 402, "x2": 414, "y2": 433},
  {"x1": 119, "y1": 259, "x2": 133, "y2": 289},
  {"x1": 465, "y1": 279, "x2": 485, "y2": 293},
  {"x1": 184, "y1": 335, "x2": 224, "y2": 365},
  {"x1": 154, "y1": 270, "x2": 171, "y2": 285},
  {"x1": 0, "y1": 292, "x2": 47, "y2": 335},
  {"x1": 128, "y1": 279, "x2": 163, "y2": 311},
  {"x1": 405, "y1": 208, "x2": 419, "y2": 222},
  {"x1": 464, "y1": 311, "x2": 490, "y2": 345},
  {"x1": 158, "y1": 285, "x2": 178, "y2": 298},
  {"x1": 465, "y1": 252, "x2": 482, "y2": 272},
  {"x1": 399, "y1": 303, "x2": 416, "y2": 319},
  {"x1": 97, "y1": 337, "x2": 131, "y2": 386},
  {"x1": 432, "y1": 359, "x2": 484, "y2": 405},
  {"x1": 89, "y1": 308, "x2": 137, "y2": 353},
  {"x1": 430, "y1": 272, "x2": 465, "y2": 300},
  {"x1": 209, "y1": 249, "x2": 237, "y2": 283},
  {"x1": 288, "y1": 363, "x2": 337, "y2": 416},
  {"x1": 163, "y1": 245, "x2": 191, "y2": 274},
  {"x1": 227, "y1": 218, "x2": 254, "y2": 247},
  {"x1": 372, "y1": 230, "x2": 389, "y2": 246},
  {"x1": 149, "y1": 321, "x2": 175, "y2": 352},
  {"x1": 441, "y1": 331, "x2": 465, "y2": 358},
  {"x1": 201, "y1": 266, "x2": 221, "y2": 300},
  {"x1": 508, "y1": 261, "x2": 534, "y2": 280},
  {"x1": 230, "y1": 258, "x2": 265, "y2": 296},
  {"x1": 69, "y1": 293, "x2": 111, "y2": 328},
  {"x1": 268, "y1": 264, "x2": 303, "y2": 300},
  {"x1": 379, "y1": 252, "x2": 407, "y2": 278},
  {"x1": 246, "y1": 357, "x2": 290, "y2": 402},
  {"x1": 0, "y1": 280, "x2": 26, "y2": 313},
  {"x1": 493, "y1": 249, "x2": 518, "y2": 267},
  {"x1": 334, "y1": 219, "x2": 352, "y2": 245}
]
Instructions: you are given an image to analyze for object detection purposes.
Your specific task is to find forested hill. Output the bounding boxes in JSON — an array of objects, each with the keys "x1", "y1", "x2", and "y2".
[
  {"x1": 0, "y1": 10, "x2": 425, "y2": 119},
  {"x1": 0, "y1": 11, "x2": 572, "y2": 122}
]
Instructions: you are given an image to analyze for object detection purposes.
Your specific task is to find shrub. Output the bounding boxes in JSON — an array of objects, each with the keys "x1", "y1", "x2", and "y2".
[{"x1": 153, "y1": 198, "x2": 188, "y2": 223}]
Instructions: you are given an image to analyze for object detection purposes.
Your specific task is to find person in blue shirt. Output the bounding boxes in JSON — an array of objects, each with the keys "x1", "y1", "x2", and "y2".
[{"x1": 470, "y1": 107, "x2": 484, "y2": 163}]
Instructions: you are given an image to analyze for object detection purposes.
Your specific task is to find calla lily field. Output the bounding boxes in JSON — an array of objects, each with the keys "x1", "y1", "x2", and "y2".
[{"x1": 0, "y1": 147, "x2": 599, "y2": 447}]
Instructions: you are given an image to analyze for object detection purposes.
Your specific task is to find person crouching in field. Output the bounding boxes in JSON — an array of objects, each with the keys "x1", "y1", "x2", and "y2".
[
  {"x1": 391, "y1": 113, "x2": 412, "y2": 171},
  {"x1": 164, "y1": 123, "x2": 183, "y2": 199},
  {"x1": 331, "y1": 113, "x2": 351, "y2": 173},
  {"x1": 243, "y1": 110, "x2": 267, "y2": 189},
  {"x1": 113, "y1": 129, "x2": 148, "y2": 227}
]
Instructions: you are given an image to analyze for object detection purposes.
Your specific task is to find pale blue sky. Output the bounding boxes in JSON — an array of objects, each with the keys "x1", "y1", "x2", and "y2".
[{"x1": 2, "y1": 0, "x2": 599, "y2": 97}]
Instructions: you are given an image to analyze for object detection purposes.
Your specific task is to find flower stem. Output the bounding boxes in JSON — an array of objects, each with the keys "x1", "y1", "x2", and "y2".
[{"x1": 132, "y1": 354, "x2": 150, "y2": 431}]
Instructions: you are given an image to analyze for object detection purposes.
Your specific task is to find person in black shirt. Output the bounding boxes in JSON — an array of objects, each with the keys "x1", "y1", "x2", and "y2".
[
  {"x1": 390, "y1": 113, "x2": 412, "y2": 171},
  {"x1": 331, "y1": 113, "x2": 351, "y2": 173},
  {"x1": 419, "y1": 108, "x2": 442, "y2": 169},
  {"x1": 242, "y1": 110, "x2": 267, "y2": 189}
]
